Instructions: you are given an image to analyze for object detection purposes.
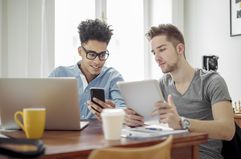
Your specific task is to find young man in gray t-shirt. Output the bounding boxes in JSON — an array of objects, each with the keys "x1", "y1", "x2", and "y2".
[{"x1": 124, "y1": 24, "x2": 235, "y2": 159}]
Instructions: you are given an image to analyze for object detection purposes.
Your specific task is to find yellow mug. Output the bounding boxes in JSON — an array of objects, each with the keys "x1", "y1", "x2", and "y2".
[{"x1": 14, "y1": 108, "x2": 46, "y2": 139}]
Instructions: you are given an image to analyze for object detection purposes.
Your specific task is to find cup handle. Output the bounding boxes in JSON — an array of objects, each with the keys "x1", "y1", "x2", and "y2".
[{"x1": 14, "y1": 111, "x2": 26, "y2": 132}]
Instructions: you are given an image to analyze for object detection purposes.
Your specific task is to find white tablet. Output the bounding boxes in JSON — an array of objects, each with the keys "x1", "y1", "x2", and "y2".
[{"x1": 117, "y1": 79, "x2": 164, "y2": 122}]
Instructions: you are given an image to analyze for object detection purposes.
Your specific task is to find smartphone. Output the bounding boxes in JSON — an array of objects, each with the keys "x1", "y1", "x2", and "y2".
[
  {"x1": 90, "y1": 88, "x2": 105, "y2": 108},
  {"x1": 0, "y1": 138, "x2": 45, "y2": 158}
]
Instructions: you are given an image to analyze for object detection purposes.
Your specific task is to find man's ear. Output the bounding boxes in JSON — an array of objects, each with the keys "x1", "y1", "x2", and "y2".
[
  {"x1": 78, "y1": 46, "x2": 83, "y2": 57},
  {"x1": 176, "y1": 43, "x2": 185, "y2": 56}
]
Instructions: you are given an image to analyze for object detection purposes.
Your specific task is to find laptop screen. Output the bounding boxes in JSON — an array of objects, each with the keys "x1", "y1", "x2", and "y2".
[{"x1": 0, "y1": 78, "x2": 81, "y2": 130}]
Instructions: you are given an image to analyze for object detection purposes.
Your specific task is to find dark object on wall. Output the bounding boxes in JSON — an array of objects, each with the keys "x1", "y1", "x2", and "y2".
[
  {"x1": 230, "y1": 0, "x2": 241, "y2": 36},
  {"x1": 203, "y1": 55, "x2": 219, "y2": 71}
]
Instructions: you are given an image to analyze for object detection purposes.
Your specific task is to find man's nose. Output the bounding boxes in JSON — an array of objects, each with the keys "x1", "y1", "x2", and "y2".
[
  {"x1": 93, "y1": 56, "x2": 102, "y2": 63},
  {"x1": 155, "y1": 54, "x2": 162, "y2": 61}
]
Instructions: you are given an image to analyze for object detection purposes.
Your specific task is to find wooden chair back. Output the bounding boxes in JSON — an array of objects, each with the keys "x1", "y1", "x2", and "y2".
[{"x1": 88, "y1": 135, "x2": 173, "y2": 159}]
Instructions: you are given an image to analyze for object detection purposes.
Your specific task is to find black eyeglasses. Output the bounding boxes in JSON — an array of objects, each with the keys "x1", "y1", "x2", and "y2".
[{"x1": 81, "y1": 46, "x2": 109, "y2": 61}]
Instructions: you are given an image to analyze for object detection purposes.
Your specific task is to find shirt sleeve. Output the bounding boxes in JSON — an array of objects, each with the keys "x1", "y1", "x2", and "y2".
[
  {"x1": 206, "y1": 74, "x2": 231, "y2": 105},
  {"x1": 49, "y1": 69, "x2": 57, "y2": 77},
  {"x1": 48, "y1": 66, "x2": 67, "y2": 77},
  {"x1": 109, "y1": 70, "x2": 126, "y2": 108}
]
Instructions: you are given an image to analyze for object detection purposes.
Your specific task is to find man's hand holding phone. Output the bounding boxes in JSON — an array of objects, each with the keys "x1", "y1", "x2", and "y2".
[{"x1": 87, "y1": 88, "x2": 115, "y2": 120}]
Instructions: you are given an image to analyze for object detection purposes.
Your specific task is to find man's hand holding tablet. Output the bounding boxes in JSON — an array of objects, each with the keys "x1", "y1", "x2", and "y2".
[{"x1": 117, "y1": 79, "x2": 164, "y2": 127}]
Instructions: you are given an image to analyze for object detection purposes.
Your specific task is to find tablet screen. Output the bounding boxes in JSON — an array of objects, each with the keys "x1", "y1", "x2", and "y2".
[{"x1": 117, "y1": 79, "x2": 164, "y2": 122}]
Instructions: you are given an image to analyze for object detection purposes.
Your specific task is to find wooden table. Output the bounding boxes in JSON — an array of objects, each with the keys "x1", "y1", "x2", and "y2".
[
  {"x1": 234, "y1": 113, "x2": 241, "y2": 128},
  {"x1": 2, "y1": 120, "x2": 208, "y2": 159}
]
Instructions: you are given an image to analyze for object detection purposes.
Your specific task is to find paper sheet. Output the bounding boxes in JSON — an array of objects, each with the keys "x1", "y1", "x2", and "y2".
[{"x1": 122, "y1": 124, "x2": 188, "y2": 139}]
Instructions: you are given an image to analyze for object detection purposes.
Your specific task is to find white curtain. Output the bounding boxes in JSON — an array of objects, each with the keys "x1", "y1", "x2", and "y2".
[
  {"x1": 1, "y1": 0, "x2": 54, "y2": 78},
  {"x1": 40, "y1": 0, "x2": 54, "y2": 77},
  {"x1": 0, "y1": 0, "x2": 2, "y2": 77}
]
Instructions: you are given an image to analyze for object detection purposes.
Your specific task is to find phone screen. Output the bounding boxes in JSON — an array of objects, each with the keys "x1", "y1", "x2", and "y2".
[{"x1": 90, "y1": 88, "x2": 105, "y2": 105}]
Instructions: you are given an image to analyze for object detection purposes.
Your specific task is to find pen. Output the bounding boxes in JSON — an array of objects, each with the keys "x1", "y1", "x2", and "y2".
[
  {"x1": 145, "y1": 127, "x2": 163, "y2": 131},
  {"x1": 126, "y1": 132, "x2": 151, "y2": 139}
]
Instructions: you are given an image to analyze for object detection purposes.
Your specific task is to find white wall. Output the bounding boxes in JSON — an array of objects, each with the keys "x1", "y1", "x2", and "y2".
[
  {"x1": 1, "y1": 0, "x2": 54, "y2": 78},
  {"x1": 184, "y1": 0, "x2": 241, "y2": 102},
  {"x1": 172, "y1": 0, "x2": 184, "y2": 32}
]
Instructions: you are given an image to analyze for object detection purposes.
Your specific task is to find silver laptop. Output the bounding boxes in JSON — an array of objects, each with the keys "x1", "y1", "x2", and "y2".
[{"x1": 0, "y1": 78, "x2": 88, "y2": 130}]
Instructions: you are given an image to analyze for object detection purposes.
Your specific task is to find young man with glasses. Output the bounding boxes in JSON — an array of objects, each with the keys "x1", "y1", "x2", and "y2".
[{"x1": 49, "y1": 19, "x2": 125, "y2": 120}]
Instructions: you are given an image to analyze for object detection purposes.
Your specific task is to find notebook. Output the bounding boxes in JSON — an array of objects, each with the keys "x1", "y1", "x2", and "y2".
[
  {"x1": 0, "y1": 78, "x2": 88, "y2": 130},
  {"x1": 117, "y1": 79, "x2": 164, "y2": 122}
]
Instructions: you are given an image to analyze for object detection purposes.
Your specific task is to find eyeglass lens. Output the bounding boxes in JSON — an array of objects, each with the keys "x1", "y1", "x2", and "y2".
[
  {"x1": 82, "y1": 46, "x2": 109, "y2": 61},
  {"x1": 86, "y1": 52, "x2": 108, "y2": 60}
]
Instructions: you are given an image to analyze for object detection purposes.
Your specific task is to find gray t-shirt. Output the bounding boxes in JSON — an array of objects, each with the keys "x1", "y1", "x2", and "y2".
[{"x1": 159, "y1": 69, "x2": 231, "y2": 159}]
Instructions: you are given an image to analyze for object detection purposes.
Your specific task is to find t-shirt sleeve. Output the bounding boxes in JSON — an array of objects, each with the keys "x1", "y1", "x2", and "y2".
[
  {"x1": 206, "y1": 74, "x2": 231, "y2": 105},
  {"x1": 159, "y1": 75, "x2": 171, "y2": 101}
]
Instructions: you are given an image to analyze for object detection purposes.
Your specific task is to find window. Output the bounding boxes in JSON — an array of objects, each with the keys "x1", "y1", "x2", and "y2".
[
  {"x1": 149, "y1": 0, "x2": 172, "y2": 79},
  {"x1": 55, "y1": 0, "x2": 172, "y2": 81},
  {"x1": 55, "y1": 0, "x2": 95, "y2": 67},
  {"x1": 106, "y1": 0, "x2": 144, "y2": 81}
]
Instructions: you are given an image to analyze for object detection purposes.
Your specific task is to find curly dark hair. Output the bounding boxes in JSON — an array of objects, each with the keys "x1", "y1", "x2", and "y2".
[{"x1": 77, "y1": 19, "x2": 113, "y2": 44}]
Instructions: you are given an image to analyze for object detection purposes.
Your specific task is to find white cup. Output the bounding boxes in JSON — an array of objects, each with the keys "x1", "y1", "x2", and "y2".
[{"x1": 101, "y1": 108, "x2": 125, "y2": 140}]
